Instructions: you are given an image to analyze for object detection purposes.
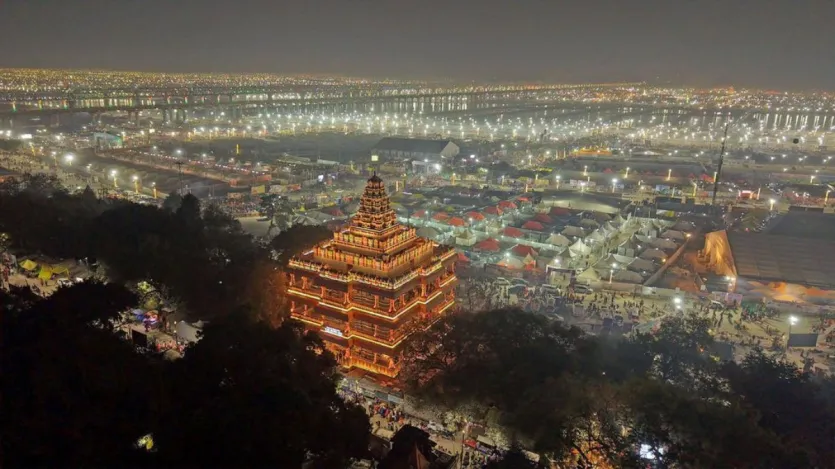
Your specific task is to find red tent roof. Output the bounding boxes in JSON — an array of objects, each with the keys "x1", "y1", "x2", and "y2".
[
  {"x1": 433, "y1": 212, "x2": 450, "y2": 221},
  {"x1": 474, "y1": 238, "x2": 501, "y2": 251},
  {"x1": 484, "y1": 206, "x2": 503, "y2": 216},
  {"x1": 549, "y1": 207, "x2": 571, "y2": 216},
  {"x1": 498, "y1": 200, "x2": 518, "y2": 209},
  {"x1": 413, "y1": 210, "x2": 426, "y2": 218},
  {"x1": 511, "y1": 244, "x2": 538, "y2": 257},
  {"x1": 503, "y1": 226, "x2": 524, "y2": 238},
  {"x1": 466, "y1": 211, "x2": 486, "y2": 221},
  {"x1": 533, "y1": 213, "x2": 553, "y2": 224},
  {"x1": 521, "y1": 220, "x2": 545, "y2": 231},
  {"x1": 456, "y1": 252, "x2": 470, "y2": 262},
  {"x1": 448, "y1": 217, "x2": 467, "y2": 227}
]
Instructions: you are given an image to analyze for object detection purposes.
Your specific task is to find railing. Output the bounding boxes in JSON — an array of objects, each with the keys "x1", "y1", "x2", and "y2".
[{"x1": 288, "y1": 256, "x2": 453, "y2": 291}]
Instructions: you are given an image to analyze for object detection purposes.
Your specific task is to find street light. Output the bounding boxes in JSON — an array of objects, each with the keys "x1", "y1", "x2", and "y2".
[
  {"x1": 810, "y1": 175, "x2": 816, "y2": 183},
  {"x1": 624, "y1": 166, "x2": 630, "y2": 179},
  {"x1": 611, "y1": 178, "x2": 618, "y2": 193},
  {"x1": 825, "y1": 190, "x2": 831, "y2": 205},
  {"x1": 132, "y1": 175, "x2": 140, "y2": 194},
  {"x1": 673, "y1": 297, "x2": 682, "y2": 310},
  {"x1": 110, "y1": 170, "x2": 118, "y2": 188},
  {"x1": 667, "y1": 168, "x2": 672, "y2": 181},
  {"x1": 64, "y1": 153, "x2": 74, "y2": 165},
  {"x1": 769, "y1": 198, "x2": 776, "y2": 211},
  {"x1": 555, "y1": 175, "x2": 561, "y2": 189},
  {"x1": 583, "y1": 165, "x2": 588, "y2": 176},
  {"x1": 788, "y1": 315, "x2": 798, "y2": 347},
  {"x1": 609, "y1": 263, "x2": 617, "y2": 284},
  {"x1": 152, "y1": 182, "x2": 157, "y2": 199},
  {"x1": 691, "y1": 181, "x2": 698, "y2": 197}
]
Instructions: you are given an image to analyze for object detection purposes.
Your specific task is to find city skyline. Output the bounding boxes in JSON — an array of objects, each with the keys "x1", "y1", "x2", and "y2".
[{"x1": 1, "y1": 0, "x2": 834, "y2": 90}]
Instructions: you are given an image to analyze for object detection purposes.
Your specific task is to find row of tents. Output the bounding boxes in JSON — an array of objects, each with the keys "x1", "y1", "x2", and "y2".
[{"x1": 19, "y1": 259, "x2": 71, "y2": 281}]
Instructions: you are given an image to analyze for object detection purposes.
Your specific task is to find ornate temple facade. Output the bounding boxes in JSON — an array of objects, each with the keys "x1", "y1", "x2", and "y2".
[{"x1": 285, "y1": 175, "x2": 457, "y2": 377}]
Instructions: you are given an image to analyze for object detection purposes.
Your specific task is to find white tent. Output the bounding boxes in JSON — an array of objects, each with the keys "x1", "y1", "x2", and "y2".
[
  {"x1": 579, "y1": 218, "x2": 600, "y2": 229},
  {"x1": 569, "y1": 239, "x2": 591, "y2": 255},
  {"x1": 649, "y1": 237, "x2": 679, "y2": 251},
  {"x1": 562, "y1": 226, "x2": 585, "y2": 238},
  {"x1": 417, "y1": 226, "x2": 440, "y2": 239},
  {"x1": 613, "y1": 270, "x2": 644, "y2": 284},
  {"x1": 639, "y1": 248, "x2": 666, "y2": 260},
  {"x1": 628, "y1": 257, "x2": 656, "y2": 272},
  {"x1": 545, "y1": 233, "x2": 571, "y2": 247},
  {"x1": 661, "y1": 230, "x2": 686, "y2": 241},
  {"x1": 586, "y1": 230, "x2": 605, "y2": 243},
  {"x1": 577, "y1": 267, "x2": 600, "y2": 282}
]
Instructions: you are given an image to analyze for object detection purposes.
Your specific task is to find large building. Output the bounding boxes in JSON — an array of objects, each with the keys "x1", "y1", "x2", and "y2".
[
  {"x1": 285, "y1": 174, "x2": 458, "y2": 377},
  {"x1": 703, "y1": 212, "x2": 835, "y2": 292},
  {"x1": 373, "y1": 137, "x2": 460, "y2": 162}
]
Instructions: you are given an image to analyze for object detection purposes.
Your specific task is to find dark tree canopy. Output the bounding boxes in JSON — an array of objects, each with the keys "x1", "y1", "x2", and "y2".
[
  {"x1": 403, "y1": 308, "x2": 835, "y2": 468},
  {"x1": 151, "y1": 311, "x2": 370, "y2": 467},
  {"x1": 270, "y1": 224, "x2": 332, "y2": 266}
]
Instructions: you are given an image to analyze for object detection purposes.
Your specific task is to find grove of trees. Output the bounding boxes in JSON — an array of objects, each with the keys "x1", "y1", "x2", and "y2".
[
  {"x1": 402, "y1": 308, "x2": 835, "y2": 468},
  {"x1": 2, "y1": 174, "x2": 834, "y2": 468}
]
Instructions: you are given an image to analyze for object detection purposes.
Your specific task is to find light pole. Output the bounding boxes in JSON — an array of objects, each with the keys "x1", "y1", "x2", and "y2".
[
  {"x1": 611, "y1": 178, "x2": 618, "y2": 193},
  {"x1": 624, "y1": 166, "x2": 630, "y2": 179},
  {"x1": 609, "y1": 263, "x2": 617, "y2": 284},
  {"x1": 673, "y1": 296, "x2": 682, "y2": 311},
  {"x1": 825, "y1": 190, "x2": 831, "y2": 205},
  {"x1": 110, "y1": 170, "x2": 118, "y2": 188},
  {"x1": 132, "y1": 175, "x2": 140, "y2": 194},
  {"x1": 692, "y1": 181, "x2": 698, "y2": 197},
  {"x1": 64, "y1": 153, "x2": 74, "y2": 166},
  {"x1": 769, "y1": 198, "x2": 776, "y2": 211},
  {"x1": 788, "y1": 315, "x2": 798, "y2": 348},
  {"x1": 583, "y1": 165, "x2": 588, "y2": 176},
  {"x1": 152, "y1": 182, "x2": 157, "y2": 199},
  {"x1": 555, "y1": 175, "x2": 561, "y2": 189},
  {"x1": 667, "y1": 168, "x2": 672, "y2": 181}
]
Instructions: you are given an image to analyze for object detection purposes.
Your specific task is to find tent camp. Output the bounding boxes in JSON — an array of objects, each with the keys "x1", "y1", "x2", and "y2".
[{"x1": 20, "y1": 259, "x2": 38, "y2": 271}]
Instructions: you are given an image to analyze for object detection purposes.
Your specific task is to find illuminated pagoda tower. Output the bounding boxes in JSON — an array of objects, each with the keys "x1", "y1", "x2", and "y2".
[{"x1": 286, "y1": 174, "x2": 457, "y2": 377}]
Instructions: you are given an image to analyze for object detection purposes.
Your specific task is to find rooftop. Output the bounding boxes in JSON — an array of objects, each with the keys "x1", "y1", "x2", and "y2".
[
  {"x1": 726, "y1": 232, "x2": 835, "y2": 288},
  {"x1": 373, "y1": 137, "x2": 454, "y2": 154},
  {"x1": 766, "y1": 212, "x2": 835, "y2": 240}
]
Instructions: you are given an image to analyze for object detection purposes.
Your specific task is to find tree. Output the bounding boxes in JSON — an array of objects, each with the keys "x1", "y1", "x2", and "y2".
[
  {"x1": 2, "y1": 282, "x2": 154, "y2": 467},
  {"x1": 161, "y1": 192, "x2": 183, "y2": 212},
  {"x1": 152, "y1": 310, "x2": 370, "y2": 467},
  {"x1": 269, "y1": 224, "x2": 332, "y2": 266}
]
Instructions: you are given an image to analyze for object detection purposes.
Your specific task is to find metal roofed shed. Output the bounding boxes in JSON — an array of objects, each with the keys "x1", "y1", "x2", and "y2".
[
  {"x1": 704, "y1": 230, "x2": 835, "y2": 289},
  {"x1": 373, "y1": 137, "x2": 460, "y2": 162}
]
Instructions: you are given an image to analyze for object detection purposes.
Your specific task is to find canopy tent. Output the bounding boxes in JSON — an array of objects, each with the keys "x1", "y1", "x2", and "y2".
[
  {"x1": 38, "y1": 267, "x2": 53, "y2": 280},
  {"x1": 503, "y1": 227, "x2": 525, "y2": 238},
  {"x1": 521, "y1": 220, "x2": 545, "y2": 231},
  {"x1": 628, "y1": 257, "x2": 657, "y2": 272},
  {"x1": 545, "y1": 233, "x2": 571, "y2": 247},
  {"x1": 585, "y1": 230, "x2": 605, "y2": 243},
  {"x1": 532, "y1": 213, "x2": 553, "y2": 224},
  {"x1": 613, "y1": 270, "x2": 644, "y2": 283},
  {"x1": 20, "y1": 259, "x2": 38, "y2": 271},
  {"x1": 577, "y1": 267, "x2": 600, "y2": 282},
  {"x1": 661, "y1": 230, "x2": 686, "y2": 241},
  {"x1": 561, "y1": 226, "x2": 585, "y2": 238},
  {"x1": 579, "y1": 218, "x2": 600, "y2": 229},
  {"x1": 416, "y1": 226, "x2": 440, "y2": 239},
  {"x1": 497, "y1": 200, "x2": 518, "y2": 210},
  {"x1": 48, "y1": 265, "x2": 70, "y2": 277},
  {"x1": 465, "y1": 211, "x2": 486, "y2": 222},
  {"x1": 639, "y1": 248, "x2": 667, "y2": 260},
  {"x1": 511, "y1": 244, "x2": 539, "y2": 258},
  {"x1": 474, "y1": 238, "x2": 501, "y2": 252},
  {"x1": 483, "y1": 206, "x2": 504, "y2": 216},
  {"x1": 448, "y1": 217, "x2": 467, "y2": 227},
  {"x1": 649, "y1": 237, "x2": 679, "y2": 251},
  {"x1": 569, "y1": 239, "x2": 591, "y2": 256}
]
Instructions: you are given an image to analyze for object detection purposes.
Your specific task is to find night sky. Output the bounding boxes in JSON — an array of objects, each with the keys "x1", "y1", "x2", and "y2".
[{"x1": 1, "y1": 0, "x2": 833, "y2": 89}]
